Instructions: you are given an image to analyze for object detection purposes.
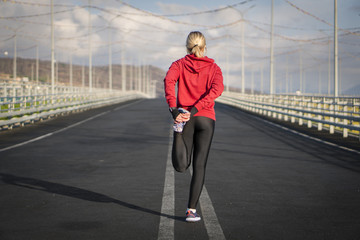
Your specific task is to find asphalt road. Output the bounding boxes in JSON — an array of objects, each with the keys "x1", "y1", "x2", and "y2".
[{"x1": 0, "y1": 98, "x2": 359, "y2": 240}]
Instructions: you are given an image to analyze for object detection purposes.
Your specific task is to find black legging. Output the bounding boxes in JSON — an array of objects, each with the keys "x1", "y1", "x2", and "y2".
[{"x1": 172, "y1": 116, "x2": 215, "y2": 209}]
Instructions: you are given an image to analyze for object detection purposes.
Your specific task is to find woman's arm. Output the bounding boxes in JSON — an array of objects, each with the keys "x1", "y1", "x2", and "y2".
[
  {"x1": 194, "y1": 66, "x2": 224, "y2": 111},
  {"x1": 164, "y1": 62, "x2": 180, "y2": 108}
]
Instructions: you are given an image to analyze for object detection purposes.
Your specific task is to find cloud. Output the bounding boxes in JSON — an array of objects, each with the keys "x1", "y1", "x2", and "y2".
[
  {"x1": 1, "y1": 0, "x2": 359, "y2": 94},
  {"x1": 156, "y1": 2, "x2": 198, "y2": 15}
]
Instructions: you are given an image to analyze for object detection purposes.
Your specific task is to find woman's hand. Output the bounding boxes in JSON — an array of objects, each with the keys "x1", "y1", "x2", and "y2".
[{"x1": 175, "y1": 112, "x2": 190, "y2": 123}]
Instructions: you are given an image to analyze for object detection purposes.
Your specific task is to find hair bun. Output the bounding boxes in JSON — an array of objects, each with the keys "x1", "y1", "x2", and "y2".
[{"x1": 186, "y1": 31, "x2": 206, "y2": 57}]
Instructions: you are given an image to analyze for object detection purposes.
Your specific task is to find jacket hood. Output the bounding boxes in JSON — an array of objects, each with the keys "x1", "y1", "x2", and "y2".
[{"x1": 183, "y1": 54, "x2": 214, "y2": 73}]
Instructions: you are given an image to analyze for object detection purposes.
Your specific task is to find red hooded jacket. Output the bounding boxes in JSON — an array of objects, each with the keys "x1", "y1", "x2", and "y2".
[{"x1": 164, "y1": 54, "x2": 224, "y2": 121}]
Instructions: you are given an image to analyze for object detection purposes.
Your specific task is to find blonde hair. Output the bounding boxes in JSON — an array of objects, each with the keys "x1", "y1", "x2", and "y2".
[{"x1": 186, "y1": 31, "x2": 206, "y2": 58}]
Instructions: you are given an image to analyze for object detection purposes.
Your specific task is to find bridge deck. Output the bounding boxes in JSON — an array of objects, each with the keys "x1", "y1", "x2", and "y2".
[{"x1": 0, "y1": 98, "x2": 359, "y2": 240}]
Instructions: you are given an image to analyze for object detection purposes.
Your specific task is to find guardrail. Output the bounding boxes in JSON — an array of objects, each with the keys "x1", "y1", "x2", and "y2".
[
  {"x1": 0, "y1": 80, "x2": 147, "y2": 130},
  {"x1": 217, "y1": 92, "x2": 360, "y2": 140}
]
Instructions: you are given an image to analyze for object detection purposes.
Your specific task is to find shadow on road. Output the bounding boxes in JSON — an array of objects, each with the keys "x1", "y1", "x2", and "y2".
[{"x1": 0, "y1": 173, "x2": 184, "y2": 222}]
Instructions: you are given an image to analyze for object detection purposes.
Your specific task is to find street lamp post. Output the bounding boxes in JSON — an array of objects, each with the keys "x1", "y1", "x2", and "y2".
[
  {"x1": 69, "y1": 54, "x2": 73, "y2": 88},
  {"x1": 334, "y1": 0, "x2": 338, "y2": 97},
  {"x1": 230, "y1": 5, "x2": 255, "y2": 94},
  {"x1": 36, "y1": 45, "x2": 39, "y2": 84},
  {"x1": 108, "y1": 28, "x2": 112, "y2": 91},
  {"x1": 270, "y1": 0, "x2": 275, "y2": 95},
  {"x1": 13, "y1": 34, "x2": 17, "y2": 81},
  {"x1": 241, "y1": 19, "x2": 245, "y2": 94},
  {"x1": 51, "y1": 0, "x2": 55, "y2": 95},
  {"x1": 88, "y1": 0, "x2": 93, "y2": 93},
  {"x1": 121, "y1": 44, "x2": 126, "y2": 92}
]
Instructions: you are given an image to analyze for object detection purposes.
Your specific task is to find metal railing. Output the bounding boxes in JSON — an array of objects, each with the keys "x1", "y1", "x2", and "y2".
[
  {"x1": 217, "y1": 92, "x2": 360, "y2": 140},
  {"x1": 0, "y1": 79, "x2": 148, "y2": 130}
]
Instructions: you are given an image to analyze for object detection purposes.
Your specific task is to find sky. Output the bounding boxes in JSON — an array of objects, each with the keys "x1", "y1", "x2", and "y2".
[{"x1": 0, "y1": 0, "x2": 360, "y2": 95}]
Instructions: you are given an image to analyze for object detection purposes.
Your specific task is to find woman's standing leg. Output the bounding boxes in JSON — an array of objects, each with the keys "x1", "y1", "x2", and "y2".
[{"x1": 187, "y1": 117, "x2": 215, "y2": 209}]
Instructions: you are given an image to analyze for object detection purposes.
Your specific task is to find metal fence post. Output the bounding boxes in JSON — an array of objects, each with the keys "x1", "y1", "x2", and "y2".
[
  {"x1": 329, "y1": 104, "x2": 335, "y2": 134},
  {"x1": 343, "y1": 105, "x2": 348, "y2": 138}
]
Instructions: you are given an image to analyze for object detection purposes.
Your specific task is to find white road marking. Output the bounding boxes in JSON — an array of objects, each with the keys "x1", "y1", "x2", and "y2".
[
  {"x1": 189, "y1": 167, "x2": 226, "y2": 240},
  {"x1": 159, "y1": 124, "x2": 226, "y2": 239},
  {"x1": 157, "y1": 128, "x2": 175, "y2": 240},
  {"x1": 199, "y1": 186, "x2": 226, "y2": 239},
  {"x1": 252, "y1": 114, "x2": 360, "y2": 155},
  {"x1": 0, "y1": 100, "x2": 141, "y2": 153}
]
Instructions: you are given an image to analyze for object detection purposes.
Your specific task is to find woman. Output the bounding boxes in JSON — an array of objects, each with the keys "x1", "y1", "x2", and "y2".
[{"x1": 164, "y1": 31, "x2": 224, "y2": 222}]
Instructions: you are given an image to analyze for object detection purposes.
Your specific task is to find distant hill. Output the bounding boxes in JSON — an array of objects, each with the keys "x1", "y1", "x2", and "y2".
[
  {"x1": 0, "y1": 57, "x2": 166, "y2": 97},
  {"x1": 343, "y1": 84, "x2": 360, "y2": 96}
]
